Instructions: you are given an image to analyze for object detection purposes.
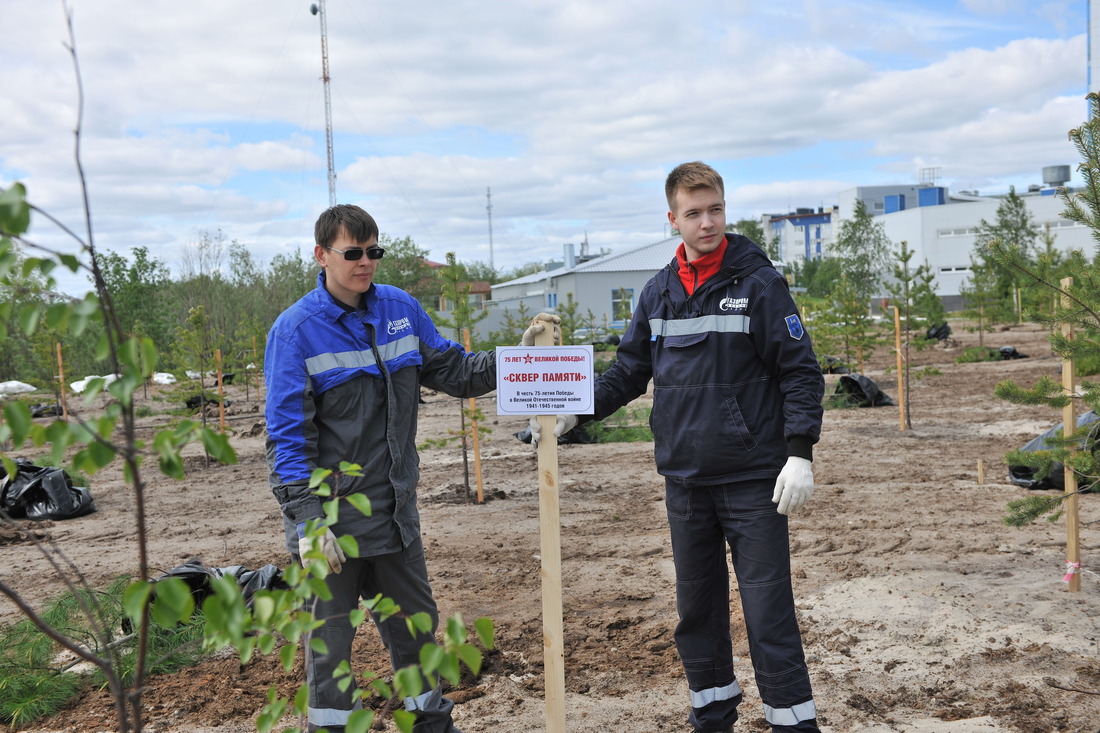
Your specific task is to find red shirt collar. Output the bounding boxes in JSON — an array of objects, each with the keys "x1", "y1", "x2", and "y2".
[{"x1": 676, "y1": 235, "x2": 728, "y2": 295}]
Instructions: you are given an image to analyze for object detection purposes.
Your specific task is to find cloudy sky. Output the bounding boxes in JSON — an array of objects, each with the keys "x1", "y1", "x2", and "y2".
[{"x1": 0, "y1": 0, "x2": 1088, "y2": 295}]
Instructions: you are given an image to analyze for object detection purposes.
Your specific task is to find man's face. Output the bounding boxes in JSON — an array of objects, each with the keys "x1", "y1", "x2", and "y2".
[
  {"x1": 315, "y1": 230, "x2": 380, "y2": 307},
  {"x1": 668, "y1": 186, "x2": 726, "y2": 261}
]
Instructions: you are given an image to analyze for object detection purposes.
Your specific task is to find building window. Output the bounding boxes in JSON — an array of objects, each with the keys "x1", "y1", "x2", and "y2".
[
  {"x1": 611, "y1": 288, "x2": 634, "y2": 321},
  {"x1": 547, "y1": 293, "x2": 558, "y2": 309}
]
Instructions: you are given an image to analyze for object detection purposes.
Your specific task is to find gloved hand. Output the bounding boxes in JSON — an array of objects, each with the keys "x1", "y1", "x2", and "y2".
[
  {"x1": 297, "y1": 522, "x2": 346, "y2": 574},
  {"x1": 529, "y1": 414, "x2": 579, "y2": 446},
  {"x1": 520, "y1": 313, "x2": 562, "y2": 346},
  {"x1": 771, "y1": 456, "x2": 814, "y2": 515}
]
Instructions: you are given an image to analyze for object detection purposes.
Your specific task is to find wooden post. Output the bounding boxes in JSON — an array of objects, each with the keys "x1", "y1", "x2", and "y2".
[
  {"x1": 55, "y1": 342, "x2": 68, "y2": 420},
  {"x1": 534, "y1": 321, "x2": 567, "y2": 732},
  {"x1": 977, "y1": 459, "x2": 984, "y2": 485},
  {"x1": 1060, "y1": 277, "x2": 1081, "y2": 592},
  {"x1": 894, "y1": 306, "x2": 905, "y2": 432},
  {"x1": 215, "y1": 349, "x2": 227, "y2": 432},
  {"x1": 463, "y1": 329, "x2": 485, "y2": 504}
]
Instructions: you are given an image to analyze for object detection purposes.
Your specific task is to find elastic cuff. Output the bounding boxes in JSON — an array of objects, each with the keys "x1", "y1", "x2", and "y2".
[{"x1": 787, "y1": 436, "x2": 814, "y2": 462}]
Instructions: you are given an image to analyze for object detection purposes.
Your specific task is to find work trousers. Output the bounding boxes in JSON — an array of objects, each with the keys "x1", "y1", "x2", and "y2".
[
  {"x1": 665, "y1": 477, "x2": 818, "y2": 732},
  {"x1": 296, "y1": 536, "x2": 462, "y2": 733}
]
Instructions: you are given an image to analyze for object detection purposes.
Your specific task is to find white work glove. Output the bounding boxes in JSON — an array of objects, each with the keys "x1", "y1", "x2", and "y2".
[
  {"x1": 528, "y1": 414, "x2": 579, "y2": 446},
  {"x1": 297, "y1": 523, "x2": 347, "y2": 574},
  {"x1": 771, "y1": 456, "x2": 814, "y2": 515},
  {"x1": 520, "y1": 313, "x2": 562, "y2": 346}
]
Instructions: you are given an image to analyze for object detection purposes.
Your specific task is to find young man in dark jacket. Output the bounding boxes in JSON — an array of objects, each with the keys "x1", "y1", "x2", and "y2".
[
  {"x1": 266, "y1": 204, "x2": 554, "y2": 733},
  {"x1": 532, "y1": 162, "x2": 824, "y2": 732}
]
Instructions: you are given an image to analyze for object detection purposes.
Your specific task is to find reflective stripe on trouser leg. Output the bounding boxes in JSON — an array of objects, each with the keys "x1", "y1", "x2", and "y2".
[
  {"x1": 719, "y1": 482, "x2": 817, "y2": 728},
  {"x1": 665, "y1": 479, "x2": 741, "y2": 732}
]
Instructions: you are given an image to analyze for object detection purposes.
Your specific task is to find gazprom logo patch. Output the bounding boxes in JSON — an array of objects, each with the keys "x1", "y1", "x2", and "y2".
[
  {"x1": 388, "y1": 317, "x2": 412, "y2": 335},
  {"x1": 720, "y1": 297, "x2": 748, "y2": 312},
  {"x1": 784, "y1": 314, "x2": 804, "y2": 340}
]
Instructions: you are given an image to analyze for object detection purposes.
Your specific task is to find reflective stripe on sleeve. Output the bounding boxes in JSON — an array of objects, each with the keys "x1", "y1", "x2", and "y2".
[{"x1": 305, "y1": 334, "x2": 420, "y2": 376}]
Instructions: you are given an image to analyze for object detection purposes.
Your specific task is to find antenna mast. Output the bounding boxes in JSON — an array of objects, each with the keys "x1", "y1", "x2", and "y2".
[
  {"x1": 311, "y1": 1, "x2": 336, "y2": 206},
  {"x1": 486, "y1": 186, "x2": 495, "y2": 272}
]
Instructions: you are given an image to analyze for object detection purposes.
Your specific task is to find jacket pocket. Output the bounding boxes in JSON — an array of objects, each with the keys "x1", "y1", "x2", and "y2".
[{"x1": 723, "y1": 395, "x2": 757, "y2": 452}]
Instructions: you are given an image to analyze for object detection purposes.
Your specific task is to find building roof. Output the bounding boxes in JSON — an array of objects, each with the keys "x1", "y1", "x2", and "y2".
[{"x1": 493, "y1": 236, "x2": 679, "y2": 290}]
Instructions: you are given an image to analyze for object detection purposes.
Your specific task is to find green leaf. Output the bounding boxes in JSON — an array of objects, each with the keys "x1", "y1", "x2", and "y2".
[
  {"x1": 199, "y1": 428, "x2": 238, "y2": 464},
  {"x1": 336, "y1": 534, "x2": 359, "y2": 560},
  {"x1": 345, "y1": 493, "x2": 372, "y2": 517},
  {"x1": 58, "y1": 253, "x2": 80, "y2": 272},
  {"x1": 17, "y1": 303, "x2": 41, "y2": 337},
  {"x1": 0, "y1": 182, "x2": 30, "y2": 235},
  {"x1": 474, "y1": 617, "x2": 495, "y2": 650},
  {"x1": 122, "y1": 580, "x2": 153, "y2": 623},
  {"x1": 150, "y1": 577, "x2": 195, "y2": 628},
  {"x1": 309, "y1": 467, "x2": 333, "y2": 490},
  {"x1": 309, "y1": 637, "x2": 329, "y2": 655},
  {"x1": 393, "y1": 708, "x2": 416, "y2": 733},
  {"x1": 419, "y1": 643, "x2": 445, "y2": 676},
  {"x1": 44, "y1": 302, "x2": 70, "y2": 331},
  {"x1": 393, "y1": 666, "x2": 424, "y2": 701},
  {"x1": 346, "y1": 710, "x2": 374, "y2": 733},
  {"x1": 408, "y1": 611, "x2": 434, "y2": 635},
  {"x1": 349, "y1": 608, "x2": 366, "y2": 627},
  {"x1": 438, "y1": 651, "x2": 460, "y2": 686},
  {"x1": 293, "y1": 683, "x2": 310, "y2": 714},
  {"x1": 457, "y1": 644, "x2": 483, "y2": 676},
  {"x1": 3, "y1": 401, "x2": 32, "y2": 446},
  {"x1": 445, "y1": 614, "x2": 467, "y2": 645},
  {"x1": 280, "y1": 641, "x2": 298, "y2": 672}
]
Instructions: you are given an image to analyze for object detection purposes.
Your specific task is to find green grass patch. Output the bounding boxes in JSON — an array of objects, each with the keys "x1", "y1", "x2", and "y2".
[
  {"x1": 955, "y1": 346, "x2": 1002, "y2": 364},
  {"x1": 0, "y1": 577, "x2": 206, "y2": 727},
  {"x1": 586, "y1": 406, "x2": 653, "y2": 442}
]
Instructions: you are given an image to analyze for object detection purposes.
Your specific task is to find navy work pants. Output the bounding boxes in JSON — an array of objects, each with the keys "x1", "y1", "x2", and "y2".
[
  {"x1": 665, "y1": 477, "x2": 818, "y2": 732},
  {"x1": 296, "y1": 536, "x2": 461, "y2": 733}
]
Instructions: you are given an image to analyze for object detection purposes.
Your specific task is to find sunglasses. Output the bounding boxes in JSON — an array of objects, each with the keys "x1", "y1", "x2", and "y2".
[{"x1": 327, "y1": 245, "x2": 386, "y2": 261}]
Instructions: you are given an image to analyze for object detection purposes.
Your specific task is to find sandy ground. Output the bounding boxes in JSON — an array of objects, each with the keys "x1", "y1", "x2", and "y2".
[{"x1": 2, "y1": 321, "x2": 1099, "y2": 733}]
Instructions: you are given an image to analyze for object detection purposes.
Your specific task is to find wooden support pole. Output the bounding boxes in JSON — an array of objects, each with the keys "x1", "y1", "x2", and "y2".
[
  {"x1": 215, "y1": 349, "x2": 227, "y2": 432},
  {"x1": 463, "y1": 329, "x2": 485, "y2": 504},
  {"x1": 894, "y1": 306, "x2": 905, "y2": 432},
  {"x1": 977, "y1": 459, "x2": 984, "y2": 485},
  {"x1": 1060, "y1": 277, "x2": 1080, "y2": 592},
  {"x1": 534, "y1": 322, "x2": 566, "y2": 732},
  {"x1": 55, "y1": 342, "x2": 68, "y2": 420}
]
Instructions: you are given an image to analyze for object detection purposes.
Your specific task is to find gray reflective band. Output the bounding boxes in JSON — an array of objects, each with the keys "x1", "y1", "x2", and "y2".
[
  {"x1": 649, "y1": 313, "x2": 750, "y2": 337},
  {"x1": 689, "y1": 679, "x2": 742, "y2": 708},
  {"x1": 764, "y1": 698, "x2": 817, "y2": 725},
  {"x1": 308, "y1": 705, "x2": 355, "y2": 726},
  {"x1": 305, "y1": 334, "x2": 420, "y2": 376}
]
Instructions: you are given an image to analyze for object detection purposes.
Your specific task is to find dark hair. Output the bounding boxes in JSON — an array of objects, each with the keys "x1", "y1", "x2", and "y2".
[
  {"x1": 665, "y1": 161, "x2": 725, "y2": 211},
  {"x1": 314, "y1": 204, "x2": 380, "y2": 248}
]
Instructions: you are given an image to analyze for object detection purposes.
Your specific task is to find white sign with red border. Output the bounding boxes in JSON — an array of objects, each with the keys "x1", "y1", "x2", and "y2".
[{"x1": 495, "y1": 345, "x2": 595, "y2": 416}]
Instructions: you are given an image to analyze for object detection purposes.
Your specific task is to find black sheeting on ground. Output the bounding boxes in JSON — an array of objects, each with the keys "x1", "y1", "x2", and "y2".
[
  {"x1": 1007, "y1": 410, "x2": 1099, "y2": 491},
  {"x1": 999, "y1": 345, "x2": 1028, "y2": 360},
  {"x1": 0, "y1": 461, "x2": 96, "y2": 520},
  {"x1": 832, "y1": 374, "x2": 894, "y2": 407},
  {"x1": 926, "y1": 322, "x2": 952, "y2": 341},
  {"x1": 154, "y1": 557, "x2": 289, "y2": 608}
]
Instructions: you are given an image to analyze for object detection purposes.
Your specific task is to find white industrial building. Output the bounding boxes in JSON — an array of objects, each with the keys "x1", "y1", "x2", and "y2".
[{"x1": 473, "y1": 167, "x2": 1094, "y2": 340}]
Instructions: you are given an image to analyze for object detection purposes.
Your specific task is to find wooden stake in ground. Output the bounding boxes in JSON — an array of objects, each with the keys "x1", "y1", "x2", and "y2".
[
  {"x1": 533, "y1": 322, "x2": 567, "y2": 732},
  {"x1": 1061, "y1": 276, "x2": 1081, "y2": 592},
  {"x1": 215, "y1": 349, "x2": 227, "y2": 432},
  {"x1": 462, "y1": 329, "x2": 485, "y2": 504},
  {"x1": 55, "y1": 342, "x2": 68, "y2": 420},
  {"x1": 893, "y1": 306, "x2": 906, "y2": 432}
]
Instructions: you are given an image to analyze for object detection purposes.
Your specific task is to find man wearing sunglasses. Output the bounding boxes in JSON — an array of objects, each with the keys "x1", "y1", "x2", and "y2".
[{"x1": 265, "y1": 204, "x2": 557, "y2": 733}]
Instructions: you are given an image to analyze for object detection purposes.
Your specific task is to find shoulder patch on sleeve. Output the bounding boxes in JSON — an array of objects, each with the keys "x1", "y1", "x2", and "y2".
[{"x1": 784, "y1": 314, "x2": 804, "y2": 340}]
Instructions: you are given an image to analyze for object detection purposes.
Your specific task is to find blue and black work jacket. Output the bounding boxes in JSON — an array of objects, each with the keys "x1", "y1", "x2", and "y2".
[
  {"x1": 591, "y1": 234, "x2": 824, "y2": 485},
  {"x1": 265, "y1": 273, "x2": 496, "y2": 555}
]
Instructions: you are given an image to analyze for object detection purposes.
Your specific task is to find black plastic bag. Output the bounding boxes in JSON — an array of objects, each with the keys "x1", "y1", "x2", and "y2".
[
  {"x1": 999, "y1": 345, "x2": 1028, "y2": 360},
  {"x1": 154, "y1": 557, "x2": 289, "y2": 608},
  {"x1": 926, "y1": 322, "x2": 952, "y2": 341},
  {"x1": 0, "y1": 461, "x2": 96, "y2": 520},
  {"x1": 1007, "y1": 411, "x2": 1099, "y2": 490},
  {"x1": 832, "y1": 374, "x2": 893, "y2": 407}
]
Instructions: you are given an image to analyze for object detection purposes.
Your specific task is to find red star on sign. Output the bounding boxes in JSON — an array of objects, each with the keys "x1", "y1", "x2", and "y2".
[{"x1": 524, "y1": 354, "x2": 534, "y2": 363}]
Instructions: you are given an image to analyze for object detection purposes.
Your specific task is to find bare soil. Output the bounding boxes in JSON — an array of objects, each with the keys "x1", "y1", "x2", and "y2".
[{"x1": 2, "y1": 321, "x2": 1100, "y2": 733}]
